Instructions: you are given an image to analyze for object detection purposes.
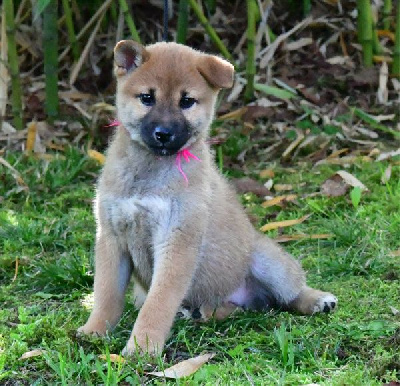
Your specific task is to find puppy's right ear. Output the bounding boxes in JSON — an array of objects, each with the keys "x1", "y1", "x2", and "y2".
[{"x1": 114, "y1": 40, "x2": 149, "y2": 77}]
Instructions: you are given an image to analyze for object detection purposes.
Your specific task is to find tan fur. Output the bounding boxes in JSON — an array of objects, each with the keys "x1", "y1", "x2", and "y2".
[{"x1": 78, "y1": 41, "x2": 337, "y2": 355}]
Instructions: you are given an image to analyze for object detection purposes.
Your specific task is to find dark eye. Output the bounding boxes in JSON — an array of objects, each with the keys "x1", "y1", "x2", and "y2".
[
  {"x1": 179, "y1": 96, "x2": 196, "y2": 109},
  {"x1": 138, "y1": 93, "x2": 155, "y2": 106}
]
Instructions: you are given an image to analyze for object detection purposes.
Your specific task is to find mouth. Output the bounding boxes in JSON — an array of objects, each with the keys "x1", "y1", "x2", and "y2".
[{"x1": 148, "y1": 146, "x2": 179, "y2": 157}]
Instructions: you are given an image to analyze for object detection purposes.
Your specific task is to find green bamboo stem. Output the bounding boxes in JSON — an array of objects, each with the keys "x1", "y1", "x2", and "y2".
[
  {"x1": 118, "y1": 0, "x2": 140, "y2": 43},
  {"x1": 357, "y1": 0, "x2": 373, "y2": 67},
  {"x1": 62, "y1": 0, "x2": 80, "y2": 61},
  {"x1": 383, "y1": 0, "x2": 392, "y2": 31},
  {"x1": 177, "y1": 0, "x2": 189, "y2": 44},
  {"x1": 303, "y1": 0, "x2": 311, "y2": 17},
  {"x1": 5, "y1": 0, "x2": 24, "y2": 130},
  {"x1": 188, "y1": 0, "x2": 233, "y2": 63},
  {"x1": 392, "y1": 1, "x2": 400, "y2": 77},
  {"x1": 372, "y1": 21, "x2": 384, "y2": 54},
  {"x1": 43, "y1": 0, "x2": 59, "y2": 122},
  {"x1": 245, "y1": 0, "x2": 257, "y2": 102},
  {"x1": 110, "y1": 0, "x2": 118, "y2": 23},
  {"x1": 205, "y1": 0, "x2": 216, "y2": 15}
]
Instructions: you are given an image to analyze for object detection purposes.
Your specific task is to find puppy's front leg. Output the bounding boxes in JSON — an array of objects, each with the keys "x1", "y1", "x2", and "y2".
[
  {"x1": 123, "y1": 228, "x2": 199, "y2": 355},
  {"x1": 78, "y1": 232, "x2": 132, "y2": 335}
]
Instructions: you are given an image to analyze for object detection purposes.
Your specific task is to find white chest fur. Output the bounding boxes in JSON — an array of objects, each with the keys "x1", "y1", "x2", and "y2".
[{"x1": 100, "y1": 195, "x2": 173, "y2": 237}]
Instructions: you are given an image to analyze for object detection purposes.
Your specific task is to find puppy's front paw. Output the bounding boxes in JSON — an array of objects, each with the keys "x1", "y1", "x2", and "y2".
[
  {"x1": 313, "y1": 293, "x2": 338, "y2": 314},
  {"x1": 77, "y1": 322, "x2": 108, "y2": 337}
]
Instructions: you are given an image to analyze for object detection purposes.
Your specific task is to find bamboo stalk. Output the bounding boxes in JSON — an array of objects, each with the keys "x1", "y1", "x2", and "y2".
[
  {"x1": 1, "y1": 6, "x2": 9, "y2": 123},
  {"x1": 62, "y1": 0, "x2": 80, "y2": 61},
  {"x1": 118, "y1": 0, "x2": 140, "y2": 42},
  {"x1": 357, "y1": 0, "x2": 373, "y2": 67},
  {"x1": 177, "y1": 0, "x2": 189, "y2": 44},
  {"x1": 4, "y1": 0, "x2": 24, "y2": 130},
  {"x1": 188, "y1": 0, "x2": 234, "y2": 63},
  {"x1": 43, "y1": 0, "x2": 59, "y2": 122},
  {"x1": 110, "y1": 0, "x2": 118, "y2": 23},
  {"x1": 245, "y1": 0, "x2": 257, "y2": 102},
  {"x1": 303, "y1": 0, "x2": 311, "y2": 16},
  {"x1": 69, "y1": 12, "x2": 104, "y2": 85},
  {"x1": 205, "y1": 0, "x2": 216, "y2": 15},
  {"x1": 383, "y1": 0, "x2": 392, "y2": 31},
  {"x1": 392, "y1": 1, "x2": 400, "y2": 77},
  {"x1": 58, "y1": 0, "x2": 113, "y2": 62}
]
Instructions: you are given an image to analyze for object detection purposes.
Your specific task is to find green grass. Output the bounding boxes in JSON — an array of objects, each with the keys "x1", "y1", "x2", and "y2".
[{"x1": 0, "y1": 147, "x2": 399, "y2": 385}]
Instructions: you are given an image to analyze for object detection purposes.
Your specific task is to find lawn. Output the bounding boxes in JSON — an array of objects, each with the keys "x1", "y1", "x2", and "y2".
[{"x1": 0, "y1": 147, "x2": 399, "y2": 385}]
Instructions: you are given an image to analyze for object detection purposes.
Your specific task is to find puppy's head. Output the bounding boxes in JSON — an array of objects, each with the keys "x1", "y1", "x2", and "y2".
[{"x1": 114, "y1": 41, "x2": 234, "y2": 156}]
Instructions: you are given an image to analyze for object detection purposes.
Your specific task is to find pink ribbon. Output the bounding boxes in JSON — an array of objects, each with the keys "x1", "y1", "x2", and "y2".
[
  {"x1": 175, "y1": 148, "x2": 201, "y2": 186},
  {"x1": 104, "y1": 119, "x2": 121, "y2": 127}
]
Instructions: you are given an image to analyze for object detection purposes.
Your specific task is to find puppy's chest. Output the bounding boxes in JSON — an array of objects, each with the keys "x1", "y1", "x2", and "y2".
[{"x1": 104, "y1": 195, "x2": 173, "y2": 238}]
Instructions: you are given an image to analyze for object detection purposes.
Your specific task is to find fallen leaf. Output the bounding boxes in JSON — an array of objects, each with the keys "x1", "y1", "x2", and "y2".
[
  {"x1": 321, "y1": 175, "x2": 349, "y2": 197},
  {"x1": 261, "y1": 194, "x2": 297, "y2": 208},
  {"x1": 218, "y1": 107, "x2": 247, "y2": 121},
  {"x1": 336, "y1": 170, "x2": 368, "y2": 191},
  {"x1": 274, "y1": 184, "x2": 293, "y2": 192},
  {"x1": 25, "y1": 121, "x2": 37, "y2": 153},
  {"x1": 389, "y1": 306, "x2": 399, "y2": 315},
  {"x1": 98, "y1": 354, "x2": 126, "y2": 363},
  {"x1": 381, "y1": 165, "x2": 392, "y2": 184},
  {"x1": 242, "y1": 106, "x2": 274, "y2": 123},
  {"x1": 88, "y1": 149, "x2": 106, "y2": 164},
  {"x1": 260, "y1": 215, "x2": 310, "y2": 232},
  {"x1": 147, "y1": 353, "x2": 215, "y2": 379},
  {"x1": 259, "y1": 169, "x2": 275, "y2": 179},
  {"x1": 232, "y1": 177, "x2": 273, "y2": 197},
  {"x1": 19, "y1": 349, "x2": 45, "y2": 360},
  {"x1": 390, "y1": 250, "x2": 400, "y2": 257},
  {"x1": 274, "y1": 234, "x2": 333, "y2": 243},
  {"x1": 376, "y1": 148, "x2": 400, "y2": 162},
  {"x1": 0, "y1": 155, "x2": 27, "y2": 187}
]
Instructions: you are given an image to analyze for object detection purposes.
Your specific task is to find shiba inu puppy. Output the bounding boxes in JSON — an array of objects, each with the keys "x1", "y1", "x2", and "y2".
[{"x1": 78, "y1": 41, "x2": 337, "y2": 355}]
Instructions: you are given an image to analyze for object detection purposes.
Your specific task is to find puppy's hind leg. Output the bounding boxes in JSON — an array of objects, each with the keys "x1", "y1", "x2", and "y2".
[{"x1": 250, "y1": 236, "x2": 337, "y2": 314}]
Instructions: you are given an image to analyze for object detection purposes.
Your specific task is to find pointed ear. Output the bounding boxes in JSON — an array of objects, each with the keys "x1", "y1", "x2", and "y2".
[
  {"x1": 114, "y1": 40, "x2": 149, "y2": 77},
  {"x1": 197, "y1": 55, "x2": 234, "y2": 89}
]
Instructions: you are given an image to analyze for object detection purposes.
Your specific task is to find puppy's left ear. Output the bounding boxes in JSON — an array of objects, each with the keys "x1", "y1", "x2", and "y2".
[
  {"x1": 114, "y1": 40, "x2": 149, "y2": 77},
  {"x1": 197, "y1": 55, "x2": 234, "y2": 89}
]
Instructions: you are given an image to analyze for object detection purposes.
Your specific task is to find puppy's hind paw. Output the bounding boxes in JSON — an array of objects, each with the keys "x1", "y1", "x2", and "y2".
[{"x1": 313, "y1": 293, "x2": 338, "y2": 314}]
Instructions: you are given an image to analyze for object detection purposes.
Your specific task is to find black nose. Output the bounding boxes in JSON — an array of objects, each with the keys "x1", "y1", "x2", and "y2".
[{"x1": 154, "y1": 126, "x2": 174, "y2": 144}]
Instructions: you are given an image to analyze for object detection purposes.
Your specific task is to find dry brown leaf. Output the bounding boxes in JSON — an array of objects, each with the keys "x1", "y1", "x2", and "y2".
[
  {"x1": 232, "y1": 177, "x2": 273, "y2": 197},
  {"x1": 274, "y1": 233, "x2": 333, "y2": 243},
  {"x1": 218, "y1": 107, "x2": 247, "y2": 121},
  {"x1": 315, "y1": 156, "x2": 358, "y2": 166},
  {"x1": 327, "y1": 148, "x2": 349, "y2": 159},
  {"x1": 88, "y1": 149, "x2": 106, "y2": 164},
  {"x1": 389, "y1": 306, "x2": 399, "y2": 315},
  {"x1": 274, "y1": 184, "x2": 293, "y2": 192},
  {"x1": 381, "y1": 165, "x2": 392, "y2": 184},
  {"x1": 259, "y1": 169, "x2": 275, "y2": 179},
  {"x1": 321, "y1": 175, "x2": 349, "y2": 197},
  {"x1": 98, "y1": 354, "x2": 126, "y2": 363},
  {"x1": 260, "y1": 215, "x2": 310, "y2": 232},
  {"x1": 25, "y1": 122, "x2": 37, "y2": 153},
  {"x1": 282, "y1": 130, "x2": 304, "y2": 159},
  {"x1": 335, "y1": 170, "x2": 368, "y2": 191},
  {"x1": 389, "y1": 250, "x2": 400, "y2": 257},
  {"x1": 19, "y1": 349, "x2": 45, "y2": 360},
  {"x1": 0, "y1": 155, "x2": 27, "y2": 186},
  {"x1": 147, "y1": 353, "x2": 215, "y2": 379},
  {"x1": 261, "y1": 194, "x2": 297, "y2": 208},
  {"x1": 376, "y1": 148, "x2": 400, "y2": 162}
]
